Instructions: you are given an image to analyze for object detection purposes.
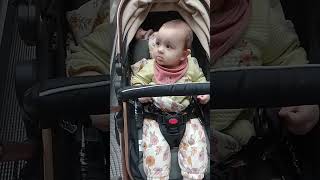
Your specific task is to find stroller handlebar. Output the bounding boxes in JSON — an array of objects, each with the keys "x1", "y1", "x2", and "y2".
[
  {"x1": 19, "y1": 64, "x2": 320, "y2": 129},
  {"x1": 118, "y1": 64, "x2": 320, "y2": 108},
  {"x1": 23, "y1": 75, "x2": 110, "y2": 128},
  {"x1": 211, "y1": 65, "x2": 320, "y2": 109},
  {"x1": 117, "y1": 83, "x2": 210, "y2": 101}
]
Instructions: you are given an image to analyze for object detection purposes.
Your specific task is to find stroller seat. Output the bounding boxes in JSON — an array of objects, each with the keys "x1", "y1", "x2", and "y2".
[
  {"x1": 112, "y1": 1, "x2": 210, "y2": 179},
  {"x1": 126, "y1": 27, "x2": 210, "y2": 179}
]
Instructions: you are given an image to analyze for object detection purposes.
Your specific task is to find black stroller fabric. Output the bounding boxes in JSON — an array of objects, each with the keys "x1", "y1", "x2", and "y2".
[
  {"x1": 211, "y1": 65, "x2": 320, "y2": 109},
  {"x1": 22, "y1": 75, "x2": 109, "y2": 128}
]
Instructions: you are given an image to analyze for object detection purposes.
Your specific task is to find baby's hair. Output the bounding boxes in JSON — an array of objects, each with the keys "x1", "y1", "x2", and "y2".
[{"x1": 162, "y1": 19, "x2": 193, "y2": 49}]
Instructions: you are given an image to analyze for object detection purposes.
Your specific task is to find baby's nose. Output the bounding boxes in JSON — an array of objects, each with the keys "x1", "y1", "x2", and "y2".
[{"x1": 158, "y1": 46, "x2": 164, "y2": 53}]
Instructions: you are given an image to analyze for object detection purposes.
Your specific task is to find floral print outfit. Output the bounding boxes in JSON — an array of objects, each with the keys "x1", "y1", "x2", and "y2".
[{"x1": 132, "y1": 57, "x2": 209, "y2": 179}]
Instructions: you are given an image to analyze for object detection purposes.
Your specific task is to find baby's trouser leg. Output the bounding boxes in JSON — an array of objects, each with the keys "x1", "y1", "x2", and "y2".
[
  {"x1": 178, "y1": 118, "x2": 208, "y2": 180},
  {"x1": 142, "y1": 119, "x2": 171, "y2": 180}
]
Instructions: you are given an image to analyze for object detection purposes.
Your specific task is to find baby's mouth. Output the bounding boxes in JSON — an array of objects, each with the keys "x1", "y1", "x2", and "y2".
[{"x1": 156, "y1": 56, "x2": 164, "y2": 61}]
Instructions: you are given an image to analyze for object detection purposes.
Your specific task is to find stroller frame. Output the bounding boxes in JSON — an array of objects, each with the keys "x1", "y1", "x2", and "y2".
[{"x1": 112, "y1": 0, "x2": 211, "y2": 179}]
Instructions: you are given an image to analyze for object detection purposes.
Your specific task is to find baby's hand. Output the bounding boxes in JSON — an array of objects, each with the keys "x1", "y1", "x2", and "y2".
[
  {"x1": 135, "y1": 28, "x2": 146, "y2": 40},
  {"x1": 197, "y1": 95, "x2": 210, "y2": 104},
  {"x1": 138, "y1": 97, "x2": 153, "y2": 103},
  {"x1": 144, "y1": 29, "x2": 154, "y2": 39},
  {"x1": 135, "y1": 28, "x2": 154, "y2": 40}
]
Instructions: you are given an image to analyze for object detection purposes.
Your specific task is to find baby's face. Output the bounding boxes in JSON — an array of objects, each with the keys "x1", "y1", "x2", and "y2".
[{"x1": 152, "y1": 26, "x2": 188, "y2": 68}]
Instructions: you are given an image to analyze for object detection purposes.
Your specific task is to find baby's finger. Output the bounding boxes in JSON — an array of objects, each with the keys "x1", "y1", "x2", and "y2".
[
  {"x1": 147, "y1": 29, "x2": 154, "y2": 34},
  {"x1": 144, "y1": 30, "x2": 154, "y2": 39}
]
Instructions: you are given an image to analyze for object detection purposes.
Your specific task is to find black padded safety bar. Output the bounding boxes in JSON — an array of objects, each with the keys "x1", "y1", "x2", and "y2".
[
  {"x1": 23, "y1": 75, "x2": 109, "y2": 128},
  {"x1": 117, "y1": 83, "x2": 210, "y2": 101},
  {"x1": 211, "y1": 65, "x2": 320, "y2": 109}
]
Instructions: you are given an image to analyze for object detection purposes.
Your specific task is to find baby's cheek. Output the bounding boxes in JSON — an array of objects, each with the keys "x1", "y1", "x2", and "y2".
[{"x1": 150, "y1": 50, "x2": 156, "y2": 59}]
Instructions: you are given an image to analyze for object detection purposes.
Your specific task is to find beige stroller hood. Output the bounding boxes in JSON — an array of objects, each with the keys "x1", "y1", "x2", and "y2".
[{"x1": 115, "y1": 0, "x2": 210, "y2": 58}]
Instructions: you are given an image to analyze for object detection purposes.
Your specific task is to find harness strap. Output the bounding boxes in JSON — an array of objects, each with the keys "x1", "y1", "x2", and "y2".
[{"x1": 143, "y1": 104, "x2": 199, "y2": 148}]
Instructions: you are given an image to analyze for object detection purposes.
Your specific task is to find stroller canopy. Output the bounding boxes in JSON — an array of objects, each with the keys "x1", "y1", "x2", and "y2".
[{"x1": 115, "y1": 0, "x2": 210, "y2": 59}]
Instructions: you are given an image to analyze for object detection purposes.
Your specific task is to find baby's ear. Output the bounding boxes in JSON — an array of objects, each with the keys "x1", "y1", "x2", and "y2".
[
  {"x1": 184, "y1": 49, "x2": 191, "y2": 57},
  {"x1": 180, "y1": 49, "x2": 191, "y2": 61}
]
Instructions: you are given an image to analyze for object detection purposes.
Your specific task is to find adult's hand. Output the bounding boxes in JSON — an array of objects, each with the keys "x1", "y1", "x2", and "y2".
[{"x1": 279, "y1": 105, "x2": 319, "y2": 135}]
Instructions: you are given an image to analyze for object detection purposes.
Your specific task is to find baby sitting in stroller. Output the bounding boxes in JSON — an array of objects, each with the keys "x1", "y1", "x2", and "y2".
[{"x1": 131, "y1": 20, "x2": 209, "y2": 180}]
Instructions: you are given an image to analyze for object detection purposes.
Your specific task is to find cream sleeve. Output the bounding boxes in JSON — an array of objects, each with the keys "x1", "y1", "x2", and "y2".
[
  {"x1": 131, "y1": 60, "x2": 154, "y2": 86},
  {"x1": 66, "y1": 22, "x2": 111, "y2": 76}
]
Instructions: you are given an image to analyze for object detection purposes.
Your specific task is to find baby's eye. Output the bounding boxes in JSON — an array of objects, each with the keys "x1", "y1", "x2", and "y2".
[
  {"x1": 155, "y1": 41, "x2": 160, "y2": 46},
  {"x1": 166, "y1": 44, "x2": 171, "y2": 49}
]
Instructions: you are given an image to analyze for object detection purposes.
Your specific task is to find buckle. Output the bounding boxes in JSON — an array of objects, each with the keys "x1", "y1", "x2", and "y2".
[
  {"x1": 159, "y1": 113, "x2": 187, "y2": 148},
  {"x1": 168, "y1": 118, "x2": 178, "y2": 125}
]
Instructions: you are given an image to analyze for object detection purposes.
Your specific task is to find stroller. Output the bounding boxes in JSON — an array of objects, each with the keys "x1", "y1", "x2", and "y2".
[{"x1": 111, "y1": 0, "x2": 210, "y2": 179}]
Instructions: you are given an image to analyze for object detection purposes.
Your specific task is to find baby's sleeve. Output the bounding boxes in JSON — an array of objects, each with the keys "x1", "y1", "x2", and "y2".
[
  {"x1": 131, "y1": 60, "x2": 154, "y2": 86},
  {"x1": 190, "y1": 57, "x2": 208, "y2": 83}
]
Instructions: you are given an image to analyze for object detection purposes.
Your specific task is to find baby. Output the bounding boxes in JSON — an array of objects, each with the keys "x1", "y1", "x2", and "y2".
[{"x1": 131, "y1": 20, "x2": 209, "y2": 180}]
